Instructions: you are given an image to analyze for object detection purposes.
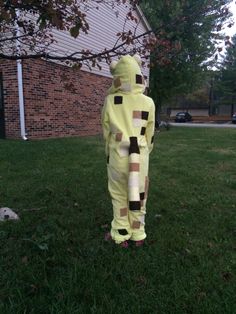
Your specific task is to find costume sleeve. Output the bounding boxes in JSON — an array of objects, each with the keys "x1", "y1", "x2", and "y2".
[
  {"x1": 146, "y1": 100, "x2": 155, "y2": 154},
  {"x1": 101, "y1": 97, "x2": 110, "y2": 157}
]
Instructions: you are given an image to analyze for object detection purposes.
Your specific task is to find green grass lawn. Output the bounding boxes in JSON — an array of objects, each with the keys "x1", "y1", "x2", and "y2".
[{"x1": 0, "y1": 127, "x2": 236, "y2": 314}]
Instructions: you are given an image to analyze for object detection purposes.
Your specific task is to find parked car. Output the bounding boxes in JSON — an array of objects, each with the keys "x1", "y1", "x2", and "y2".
[
  {"x1": 175, "y1": 112, "x2": 192, "y2": 123},
  {"x1": 232, "y1": 113, "x2": 236, "y2": 124}
]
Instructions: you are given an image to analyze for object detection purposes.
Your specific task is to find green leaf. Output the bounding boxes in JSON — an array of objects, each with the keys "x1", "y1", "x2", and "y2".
[
  {"x1": 37, "y1": 243, "x2": 49, "y2": 251},
  {"x1": 70, "y1": 26, "x2": 80, "y2": 38}
]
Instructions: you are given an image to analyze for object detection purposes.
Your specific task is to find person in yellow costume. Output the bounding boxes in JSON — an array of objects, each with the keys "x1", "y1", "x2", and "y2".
[{"x1": 102, "y1": 54, "x2": 155, "y2": 247}]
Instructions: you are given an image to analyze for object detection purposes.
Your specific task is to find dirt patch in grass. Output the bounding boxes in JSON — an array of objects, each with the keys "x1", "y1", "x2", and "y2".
[{"x1": 211, "y1": 148, "x2": 236, "y2": 155}]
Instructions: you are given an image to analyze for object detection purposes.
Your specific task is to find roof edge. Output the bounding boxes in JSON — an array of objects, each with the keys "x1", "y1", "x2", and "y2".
[{"x1": 135, "y1": 5, "x2": 152, "y2": 32}]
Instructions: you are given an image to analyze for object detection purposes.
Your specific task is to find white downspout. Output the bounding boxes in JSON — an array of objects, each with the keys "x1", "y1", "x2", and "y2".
[
  {"x1": 16, "y1": 60, "x2": 27, "y2": 140},
  {"x1": 16, "y1": 10, "x2": 28, "y2": 140}
]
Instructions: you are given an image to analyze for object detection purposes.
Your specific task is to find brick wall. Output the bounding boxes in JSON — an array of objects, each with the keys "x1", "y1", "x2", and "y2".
[
  {"x1": 23, "y1": 59, "x2": 111, "y2": 139},
  {"x1": 0, "y1": 60, "x2": 20, "y2": 138},
  {"x1": 1, "y1": 59, "x2": 112, "y2": 139}
]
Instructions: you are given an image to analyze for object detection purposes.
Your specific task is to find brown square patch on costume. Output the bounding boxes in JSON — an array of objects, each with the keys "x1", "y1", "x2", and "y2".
[
  {"x1": 133, "y1": 111, "x2": 141, "y2": 119},
  {"x1": 129, "y1": 163, "x2": 140, "y2": 172},
  {"x1": 120, "y1": 207, "x2": 128, "y2": 217},
  {"x1": 132, "y1": 221, "x2": 141, "y2": 229},
  {"x1": 145, "y1": 176, "x2": 149, "y2": 198},
  {"x1": 116, "y1": 133, "x2": 123, "y2": 142},
  {"x1": 114, "y1": 77, "x2": 121, "y2": 88}
]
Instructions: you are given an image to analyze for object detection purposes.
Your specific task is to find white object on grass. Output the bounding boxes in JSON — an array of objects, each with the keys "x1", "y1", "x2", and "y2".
[{"x1": 0, "y1": 207, "x2": 19, "y2": 221}]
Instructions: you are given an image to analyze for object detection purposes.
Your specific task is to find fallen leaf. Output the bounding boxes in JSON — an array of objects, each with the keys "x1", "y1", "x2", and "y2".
[
  {"x1": 185, "y1": 248, "x2": 191, "y2": 254},
  {"x1": 136, "y1": 276, "x2": 147, "y2": 285},
  {"x1": 21, "y1": 256, "x2": 28, "y2": 265},
  {"x1": 221, "y1": 271, "x2": 233, "y2": 281}
]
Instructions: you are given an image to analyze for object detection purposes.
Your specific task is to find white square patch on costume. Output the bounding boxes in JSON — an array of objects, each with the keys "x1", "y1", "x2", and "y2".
[
  {"x1": 129, "y1": 187, "x2": 140, "y2": 201},
  {"x1": 121, "y1": 83, "x2": 132, "y2": 92},
  {"x1": 119, "y1": 141, "x2": 129, "y2": 157},
  {"x1": 129, "y1": 153, "x2": 140, "y2": 164},
  {"x1": 139, "y1": 215, "x2": 145, "y2": 225},
  {"x1": 133, "y1": 118, "x2": 142, "y2": 128},
  {"x1": 128, "y1": 173, "x2": 139, "y2": 188}
]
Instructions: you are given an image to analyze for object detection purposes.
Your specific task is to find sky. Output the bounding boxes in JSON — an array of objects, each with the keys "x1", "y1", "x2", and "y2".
[{"x1": 227, "y1": 1, "x2": 236, "y2": 37}]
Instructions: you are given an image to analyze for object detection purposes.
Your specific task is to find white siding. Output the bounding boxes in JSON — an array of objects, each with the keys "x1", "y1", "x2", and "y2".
[
  {"x1": 0, "y1": 31, "x2": 17, "y2": 55},
  {"x1": 1, "y1": 4, "x2": 150, "y2": 80},
  {"x1": 48, "y1": 3, "x2": 150, "y2": 80}
]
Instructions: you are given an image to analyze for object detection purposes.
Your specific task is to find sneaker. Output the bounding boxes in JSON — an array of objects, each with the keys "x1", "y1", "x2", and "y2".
[
  {"x1": 120, "y1": 241, "x2": 129, "y2": 248},
  {"x1": 135, "y1": 240, "x2": 145, "y2": 247}
]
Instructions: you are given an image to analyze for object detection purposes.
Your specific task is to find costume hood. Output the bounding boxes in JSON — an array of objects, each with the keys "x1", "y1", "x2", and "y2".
[{"x1": 108, "y1": 54, "x2": 146, "y2": 95}]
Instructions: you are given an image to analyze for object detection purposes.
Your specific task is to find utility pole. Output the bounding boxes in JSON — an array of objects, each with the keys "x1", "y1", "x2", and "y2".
[{"x1": 208, "y1": 76, "x2": 214, "y2": 116}]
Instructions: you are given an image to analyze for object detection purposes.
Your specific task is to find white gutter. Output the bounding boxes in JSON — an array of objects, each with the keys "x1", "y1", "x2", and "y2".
[
  {"x1": 16, "y1": 10, "x2": 28, "y2": 140},
  {"x1": 136, "y1": 5, "x2": 152, "y2": 32}
]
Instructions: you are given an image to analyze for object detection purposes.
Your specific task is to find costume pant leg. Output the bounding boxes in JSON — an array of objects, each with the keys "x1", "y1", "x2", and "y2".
[
  {"x1": 129, "y1": 149, "x2": 149, "y2": 241},
  {"x1": 107, "y1": 161, "x2": 131, "y2": 244}
]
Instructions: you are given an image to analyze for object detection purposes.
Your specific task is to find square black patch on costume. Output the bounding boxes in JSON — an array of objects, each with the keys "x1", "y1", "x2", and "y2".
[
  {"x1": 142, "y1": 111, "x2": 149, "y2": 120},
  {"x1": 136, "y1": 74, "x2": 143, "y2": 84},
  {"x1": 114, "y1": 96, "x2": 123, "y2": 105},
  {"x1": 129, "y1": 201, "x2": 141, "y2": 211},
  {"x1": 141, "y1": 127, "x2": 146, "y2": 136},
  {"x1": 140, "y1": 192, "x2": 145, "y2": 200},
  {"x1": 129, "y1": 137, "x2": 140, "y2": 155},
  {"x1": 118, "y1": 229, "x2": 128, "y2": 235}
]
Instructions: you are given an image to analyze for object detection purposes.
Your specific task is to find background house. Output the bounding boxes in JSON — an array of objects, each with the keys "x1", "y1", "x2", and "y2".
[
  {"x1": 161, "y1": 76, "x2": 235, "y2": 121},
  {"x1": 162, "y1": 88, "x2": 210, "y2": 120},
  {"x1": 0, "y1": 4, "x2": 150, "y2": 139}
]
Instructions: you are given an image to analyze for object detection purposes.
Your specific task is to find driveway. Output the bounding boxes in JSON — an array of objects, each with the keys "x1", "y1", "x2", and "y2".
[{"x1": 170, "y1": 122, "x2": 236, "y2": 128}]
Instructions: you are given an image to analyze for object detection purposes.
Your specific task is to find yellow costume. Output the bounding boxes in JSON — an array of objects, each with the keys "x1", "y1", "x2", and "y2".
[{"x1": 102, "y1": 55, "x2": 155, "y2": 244}]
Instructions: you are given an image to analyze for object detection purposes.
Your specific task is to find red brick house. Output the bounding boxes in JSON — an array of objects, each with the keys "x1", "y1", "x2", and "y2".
[{"x1": 0, "y1": 4, "x2": 150, "y2": 139}]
